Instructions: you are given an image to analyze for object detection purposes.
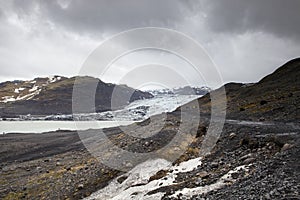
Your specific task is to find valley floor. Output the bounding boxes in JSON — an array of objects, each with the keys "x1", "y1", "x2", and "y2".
[{"x1": 0, "y1": 117, "x2": 299, "y2": 199}]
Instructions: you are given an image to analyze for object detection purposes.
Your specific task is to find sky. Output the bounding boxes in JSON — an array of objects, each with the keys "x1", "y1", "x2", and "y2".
[{"x1": 0, "y1": 0, "x2": 299, "y2": 89}]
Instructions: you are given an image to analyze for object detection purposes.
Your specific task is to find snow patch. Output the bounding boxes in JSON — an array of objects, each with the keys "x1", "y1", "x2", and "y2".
[
  {"x1": 48, "y1": 76, "x2": 61, "y2": 83},
  {"x1": 85, "y1": 159, "x2": 171, "y2": 200},
  {"x1": 170, "y1": 165, "x2": 251, "y2": 198},
  {"x1": 227, "y1": 119, "x2": 274, "y2": 126},
  {"x1": 85, "y1": 158, "x2": 251, "y2": 200},
  {"x1": 1, "y1": 96, "x2": 16, "y2": 103},
  {"x1": 17, "y1": 86, "x2": 42, "y2": 101},
  {"x1": 14, "y1": 87, "x2": 26, "y2": 93},
  {"x1": 173, "y1": 157, "x2": 201, "y2": 173},
  {"x1": 17, "y1": 92, "x2": 36, "y2": 101},
  {"x1": 29, "y1": 85, "x2": 39, "y2": 92},
  {"x1": 85, "y1": 157, "x2": 202, "y2": 200}
]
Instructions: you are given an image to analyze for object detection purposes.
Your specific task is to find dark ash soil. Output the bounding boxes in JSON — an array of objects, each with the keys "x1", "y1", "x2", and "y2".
[{"x1": 0, "y1": 117, "x2": 299, "y2": 200}]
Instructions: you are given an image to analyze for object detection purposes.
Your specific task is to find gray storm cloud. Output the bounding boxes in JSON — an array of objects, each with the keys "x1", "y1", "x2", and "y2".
[
  {"x1": 202, "y1": 0, "x2": 300, "y2": 41},
  {"x1": 0, "y1": 0, "x2": 299, "y2": 88},
  {"x1": 13, "y1": 0, "x2": 193, "y2": 34},
  {"x1": 11, "y1": 0, "x2": 300, "y2": 40}
]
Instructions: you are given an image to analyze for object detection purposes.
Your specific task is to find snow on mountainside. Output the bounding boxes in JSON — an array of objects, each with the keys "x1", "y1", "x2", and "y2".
[
  {"x1": 0, "y1": 76, "x2": 64, "y2": 103},
  {"x1": 0, "y1": 76, "x2": 153, "y2": 117},
  {"x1": 0, "y1": 76, "x2": 204, "y2": 120},
  {"x1": 15, "y1": 94, "x2": 201, "y2": 121}
]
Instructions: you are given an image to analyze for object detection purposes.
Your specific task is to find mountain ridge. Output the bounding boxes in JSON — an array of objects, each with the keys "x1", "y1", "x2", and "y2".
[
  {"x1": 0, "y1": 76, "x2": 153, "y2": 117},
  {"x1": 190, "y1": 58, "x2": 300, "y2": 122}
]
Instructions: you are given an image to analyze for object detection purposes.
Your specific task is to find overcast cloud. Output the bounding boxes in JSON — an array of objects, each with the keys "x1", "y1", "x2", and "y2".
[{"x1": 0, "y1": 0, "x2": 299, "y2": 88}]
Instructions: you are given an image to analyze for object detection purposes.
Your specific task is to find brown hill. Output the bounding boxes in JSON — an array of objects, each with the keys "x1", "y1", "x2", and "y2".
[
  {"x1": 0, "y1": 76, "x2": 153, "y2": 117},
  {"x1": 183, "y1": 58, "x2": 300, "y2": 122}
]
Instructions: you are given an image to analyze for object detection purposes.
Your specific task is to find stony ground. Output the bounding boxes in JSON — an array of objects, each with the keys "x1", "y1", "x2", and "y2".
[
  {"x1": 1, "y1": 114, "x2": 299, "y2": 199},
  {"x1": 0, "y1": 131, "x2": 121, "y2": 199},
  {"x1": 164, "y1": 121, "x2": 300, "y2": 200}
]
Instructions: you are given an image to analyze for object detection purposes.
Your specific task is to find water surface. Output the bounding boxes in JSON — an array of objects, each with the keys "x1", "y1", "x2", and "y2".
[{"x1": 0, "y1": 121, "x2": 134, "y2": 134}]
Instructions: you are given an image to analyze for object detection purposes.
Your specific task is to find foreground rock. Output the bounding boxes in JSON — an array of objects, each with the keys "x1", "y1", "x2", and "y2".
[{"x1": 1, "y1": 116, "x2": 299, "y2": 199}]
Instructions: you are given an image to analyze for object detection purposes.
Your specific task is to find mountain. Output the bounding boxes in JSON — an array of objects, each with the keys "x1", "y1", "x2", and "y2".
[
  {"x1": 0, "y1": 76, "x2": 153, "y2": 117},
  {"x1": 195, "y1": 58, "x2": 300, "y2": 122},
  {"x1": 147, "y1": 86, "x2": 210, "y2": 96},
  {"x1": 174, "y1": 86, "x2": 211, "y2": 95}
]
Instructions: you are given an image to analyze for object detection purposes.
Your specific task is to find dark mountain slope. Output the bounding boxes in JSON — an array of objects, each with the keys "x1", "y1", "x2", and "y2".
[
  {"x1": 0, "y1": 76, "x2": 153, "y2": 117},
  {"x1": 195, "y1": 58, "x2": 300, "y2": 122}
]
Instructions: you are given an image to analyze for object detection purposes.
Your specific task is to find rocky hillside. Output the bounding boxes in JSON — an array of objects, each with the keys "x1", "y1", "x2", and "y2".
[
  {"x1": 196, "y1": 58, "x2": 300, "y2": 122},
  {"x1": 81, "y1": 58, "x2": 300, "y2": 199},
  {"x1": 0, "y1": 76, "x2": 153, "y2": 117}
]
